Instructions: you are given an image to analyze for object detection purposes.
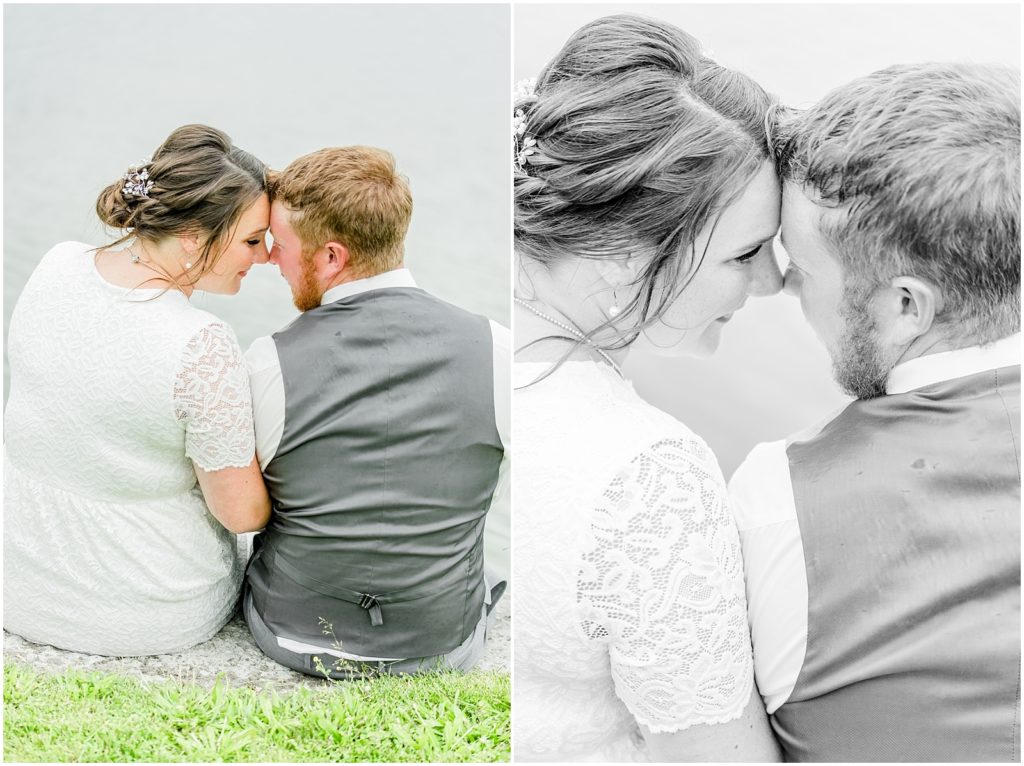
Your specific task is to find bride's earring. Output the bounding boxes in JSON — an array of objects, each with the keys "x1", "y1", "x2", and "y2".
[
  {"x1": 182, "y1": 240, "x2": 197, "y2": 274},
  {"x1": 609, "y1": 288, "x2": 621, "y2": 318}
]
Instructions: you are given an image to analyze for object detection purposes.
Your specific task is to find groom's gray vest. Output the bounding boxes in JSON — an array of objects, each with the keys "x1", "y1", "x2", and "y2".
[
  {"x1": 773, "y1": 366, "x2": 1020, "y2": 762},
  {"x1": 248, "y1": 287, "x2": 503, "y2": 659}
]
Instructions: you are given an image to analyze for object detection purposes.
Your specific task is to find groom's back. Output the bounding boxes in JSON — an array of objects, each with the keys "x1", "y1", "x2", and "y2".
[
  {"x1": 249, "y1": 286, "x2": 503, "y2": 660},
  {"x1": 774, "y1": 367, "x2": 1020, "y2": 761}
]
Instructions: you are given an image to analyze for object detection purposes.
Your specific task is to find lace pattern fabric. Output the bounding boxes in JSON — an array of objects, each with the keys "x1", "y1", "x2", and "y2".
[
  {"x1": 579, "y1": 438, "x2": 753, "y2": 733},
  {"x1": 513, "y1": 361, "x2": 754, "y2": 760},
  {"x1": 173, "y1": 322, "x2": 256, "y2": 472}
]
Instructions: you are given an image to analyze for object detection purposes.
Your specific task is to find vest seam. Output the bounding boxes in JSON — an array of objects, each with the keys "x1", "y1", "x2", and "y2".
[
  {"x1": 781, "y1": 440, "x2": 816, "y2": 713},
  {"x1": 468, "y1": 316, "x2": 500, "y2": 638},
  {"x1": 992, "y1": 367, "x2": 1021, "y2": 480},
  {"x1": 481, "y1": 316, "x2": 503, "y2": 451},
  {"x1": 370, "y1": 290, "x2": 389, "y2": 587}
]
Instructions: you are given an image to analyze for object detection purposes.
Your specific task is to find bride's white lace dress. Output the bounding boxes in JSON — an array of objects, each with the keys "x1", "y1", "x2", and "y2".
[
  {"x1": 4, "y1": 241, "x2": 256, "y2": 656},
  {"x1": 513, "y1": 361, "x2": 755, "y2": 761}
]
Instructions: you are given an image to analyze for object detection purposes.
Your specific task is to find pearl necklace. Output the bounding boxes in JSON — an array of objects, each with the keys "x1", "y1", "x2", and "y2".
[{"x1": 514, "y1": 297, "x2": 623, "y2": 377}]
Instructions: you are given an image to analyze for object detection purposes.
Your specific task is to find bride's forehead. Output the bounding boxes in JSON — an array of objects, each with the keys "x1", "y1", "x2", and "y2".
[
  {"x1": 241, "y1": 194, "x2": 270, "y2": 220},
  {"x1": 725, "y1": 165, "x2": 781, "y2": 222},
  {"x1": 703, "y1": 165, "x2": 782, "y2": 253}
]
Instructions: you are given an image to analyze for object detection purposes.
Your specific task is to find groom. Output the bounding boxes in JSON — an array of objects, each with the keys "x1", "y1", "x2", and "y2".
[
  {"x1": 243, "y1": 146, "x2": 508, "y2": 677},
  {"x1": 730, "y1": 63, "x2": 1020, "y2": 761}
]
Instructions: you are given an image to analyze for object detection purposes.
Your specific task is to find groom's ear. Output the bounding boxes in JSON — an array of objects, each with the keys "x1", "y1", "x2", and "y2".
[
  {"x1": 879, "y1": 275, "x2": 943, "y2": 344},
  {"x1": 321, "y1": 241, "x2": 351, "y2": 279}
]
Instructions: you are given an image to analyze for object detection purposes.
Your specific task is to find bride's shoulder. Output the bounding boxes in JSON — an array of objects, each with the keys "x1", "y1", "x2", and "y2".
[
  {"x1": 615, "y1": 425, "x2": 725, "y2": 499},
  {"x1": 137, "y1": 299, "x2": 239, "y2": 363},
  {"x1": 13, "y1": 243, "x2": 98, "y2": 299},
  {"x1": 592, "y1": 404, "x2": 726, "y2": 524},
  {"x1": 622, "y1": 393, "x2": 719, "y2": 468},
  {"x1": 47, "y1": 240, "x2": 93, "y2": 254},
  {"x1": 517, "y1": 360, "x2": 721, "y2": 457},
  {"x1": 35, "y1": 241, "x2": 95, "y2": 271},
  {"x1": 175, "y1": 308, "x2": 239, "y2": 349},
  {"x1": 48, "y1": 240, "x2": 93, "y2": 252}
]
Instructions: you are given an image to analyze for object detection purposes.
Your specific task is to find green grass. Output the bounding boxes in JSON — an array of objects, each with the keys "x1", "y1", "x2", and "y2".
[{"x1": 3, "y1": 663, "x2": 510, "y2": 762}]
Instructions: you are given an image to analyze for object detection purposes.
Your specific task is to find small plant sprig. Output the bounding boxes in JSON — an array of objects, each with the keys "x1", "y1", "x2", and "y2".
[{"x1": 314, "y1": 617, "x2": 381, "y2": 682}]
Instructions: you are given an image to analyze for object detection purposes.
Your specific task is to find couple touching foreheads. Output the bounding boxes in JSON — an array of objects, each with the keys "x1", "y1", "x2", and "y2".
[
  {"x1": 513, "y1": 14, "x2": 1019, "y2": 763},
  {"x1": 5, "y1": 128, "x2": 508, "y2": 677}
]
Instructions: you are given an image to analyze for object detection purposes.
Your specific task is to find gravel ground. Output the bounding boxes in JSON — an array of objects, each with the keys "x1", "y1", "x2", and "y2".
[{"x1": 2, "y1": 595, "x2": 509, "y2": 692}]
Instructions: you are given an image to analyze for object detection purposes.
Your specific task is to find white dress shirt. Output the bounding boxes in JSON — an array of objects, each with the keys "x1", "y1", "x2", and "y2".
[
  {"x1": 728, "y1": 333, "x2": 1021, "y2": 714},
  {"x1": 244, "y1": 269, "x2": 510, "y2": 660}
]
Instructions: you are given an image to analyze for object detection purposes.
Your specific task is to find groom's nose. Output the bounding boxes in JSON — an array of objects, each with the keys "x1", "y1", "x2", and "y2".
[{"x1": 748, "y1": 243, "x2": 783, "y2": 297}]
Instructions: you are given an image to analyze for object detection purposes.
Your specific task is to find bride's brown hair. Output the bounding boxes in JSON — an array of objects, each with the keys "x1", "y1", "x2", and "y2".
[
  {"x1": 95, "y1": 124, "x2": 268, "y2": 288},
  {"x1": 515, "y1": 14, "x2": 775, "y2": 350}
]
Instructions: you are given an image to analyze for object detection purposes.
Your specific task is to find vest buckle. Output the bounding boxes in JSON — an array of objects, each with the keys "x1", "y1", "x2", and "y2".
[{"x1": 359, "y1": 593, "x2": 384, "y2": 627}]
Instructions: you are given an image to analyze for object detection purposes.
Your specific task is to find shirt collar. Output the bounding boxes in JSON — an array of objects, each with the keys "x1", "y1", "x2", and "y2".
[
  {"x1": 320, "y1": 268, "x2": 417, "y2": 305},
  {"x1": 886, "y1": 333, "x2": 1021, "y2": 394}
]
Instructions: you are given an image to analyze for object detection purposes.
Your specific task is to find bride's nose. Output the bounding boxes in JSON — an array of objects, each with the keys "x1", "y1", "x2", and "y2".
[
  {"x1": 748, "y1": 242, "x2": 784, "y2": 297},
  {"x1": 252, "y1": 240, "x2": 270, "y2": 265}
]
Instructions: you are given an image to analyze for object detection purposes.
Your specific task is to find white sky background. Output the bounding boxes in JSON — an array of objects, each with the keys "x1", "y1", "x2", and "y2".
[{"x1": 515, "y1": 3, "x2": 1021, "y2": 476}]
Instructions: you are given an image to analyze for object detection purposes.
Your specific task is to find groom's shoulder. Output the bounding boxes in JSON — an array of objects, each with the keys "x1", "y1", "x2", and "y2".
[
  {"x1": 420, "y1": 290, "x2": 499, "y2": 327},
  {"x1": 487, "y1": 319, "x2": 510, "y2": 350},
  {"x1": 405, "y1": 291, "x2": 505, "y2": 348},
  {"x1": 732, "y1": 401, "x2": 850, "y2": 473},
  {"x1": 730, "y1": 440, "x2": 795, "y2": 530},
  {"x1": 244, "y1": 334, "x2": 281, "y2": 375},
  {"x1": 785, "y1": 401, "x2": 854, "y2": 449},
  {"x1": 729, "y1": 401, "x2": 854, "y2": 528}
]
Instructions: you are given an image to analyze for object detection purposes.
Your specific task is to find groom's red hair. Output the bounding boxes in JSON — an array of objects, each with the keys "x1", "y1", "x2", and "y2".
[
  {"x1": 769, "y1": 63, "x2": 1020, "y2": 344},
  {"x1": 269, "y1": 146, "x2": 413, "y2": 277}
]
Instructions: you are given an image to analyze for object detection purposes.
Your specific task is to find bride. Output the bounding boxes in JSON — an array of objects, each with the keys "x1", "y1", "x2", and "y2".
[
  {"x1": 513, "y1": 15, "x2": 783, "y2": 762},
  {"x1": 4, "y1": 125, "x2": 271, "y2": 656}
]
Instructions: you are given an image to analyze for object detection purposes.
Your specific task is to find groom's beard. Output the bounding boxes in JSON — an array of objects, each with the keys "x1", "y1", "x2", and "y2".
[
  {"x1": 832, "y1": 285, "x2": 892, "y2": 400},
  {"x1": 292, "y1": 256, "x2": 324, "y2": 312}
]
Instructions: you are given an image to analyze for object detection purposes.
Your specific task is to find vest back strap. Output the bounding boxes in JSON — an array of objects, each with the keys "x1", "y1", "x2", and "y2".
[{"x1": 265, "y1": 539, "x2": 462, "y2": 628}]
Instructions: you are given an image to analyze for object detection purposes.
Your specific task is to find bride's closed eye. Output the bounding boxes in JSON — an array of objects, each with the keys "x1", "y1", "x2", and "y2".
[{"x1": 734, "y1": 243, "x2": 763, "y2": 264}]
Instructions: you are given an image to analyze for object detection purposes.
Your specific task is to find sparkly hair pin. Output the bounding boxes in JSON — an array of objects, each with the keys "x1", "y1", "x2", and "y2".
[
  {"x1": 514, "y1": 77, "x2": 538, "y2": 173},
  {"x1": 122, "y1": 159, "x2": 155, "y2": 198}
]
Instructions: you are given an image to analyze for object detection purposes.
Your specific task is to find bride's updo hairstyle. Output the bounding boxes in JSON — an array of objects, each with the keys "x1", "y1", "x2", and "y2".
[
  {"x1": 515, "y1": 14, "x2": 774, "y2": 345},
  {"x1": 95, "y1": 124, "x2": 268, "y2": 284}
]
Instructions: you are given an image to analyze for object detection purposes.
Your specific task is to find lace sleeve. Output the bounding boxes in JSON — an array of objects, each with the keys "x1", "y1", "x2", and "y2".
[
  {"x1": 173, "y1": 322, "x2": 256, "y2": 472},
  {"x1": 577, "y1": 437, "x2": 754, "y2": 733}
]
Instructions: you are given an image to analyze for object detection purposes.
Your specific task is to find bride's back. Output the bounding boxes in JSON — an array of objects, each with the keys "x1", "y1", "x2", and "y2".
[{"x1": 6, "y1": 241, "x2": 221, "y2": 501}]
